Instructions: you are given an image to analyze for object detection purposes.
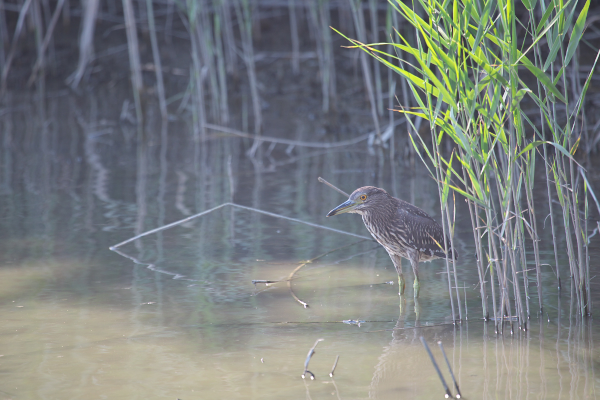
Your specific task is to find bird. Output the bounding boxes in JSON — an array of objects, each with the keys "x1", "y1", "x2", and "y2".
[{"x1": 326, "y1": 186, "x2": 458, "y2": 297}]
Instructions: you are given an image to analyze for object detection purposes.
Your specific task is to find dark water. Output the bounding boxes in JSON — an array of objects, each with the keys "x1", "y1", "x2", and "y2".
[{"x1": 0, "y1": 90, "x2": 599, "y2": 399}]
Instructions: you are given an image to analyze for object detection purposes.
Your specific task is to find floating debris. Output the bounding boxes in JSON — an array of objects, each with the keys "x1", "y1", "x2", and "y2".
[
  {"x1": 329, "y1": 355, "x2": 340, "y2": 377},
  {"x1": 251, "y1": 279, "x2": 280, "y2": 285},
  {"x1": 342, "y1": 319, "x2": 365, "y2": 327}
]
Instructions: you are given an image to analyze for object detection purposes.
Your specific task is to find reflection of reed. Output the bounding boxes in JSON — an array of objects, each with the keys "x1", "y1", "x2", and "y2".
[
  {"x1": 77, "y1": 98, "x2": 124, "y2": 233},
  {"x1": 368, "y1": 302, "x2": 599, "y2": 399}
]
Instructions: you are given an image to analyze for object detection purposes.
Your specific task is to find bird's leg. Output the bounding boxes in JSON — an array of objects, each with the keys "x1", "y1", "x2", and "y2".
[
  {"x1": 408, "y1": 250, "x2": 421, "y2": 298},
  {"x1": 414, "y1": 296, "x2": 421, "y2": 324},
  {"x1": 399, "y1": 274, "x2": 406, "y2": 296},
  {"x1": 390, "y1": 254, "x2": 405, "y2": 296},
  {"x1": 393, "y1": 299, "x2": 406, "y2": 340}
]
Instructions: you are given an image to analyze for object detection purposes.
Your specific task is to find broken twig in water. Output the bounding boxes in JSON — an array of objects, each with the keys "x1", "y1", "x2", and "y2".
[
  {"x1": 318, "y1": 177, "x2": 349, "y2": 197},
  {"x1": 420, "y1": 337, "x2": 453, "y2": 398},
  {"x1": 287, "y1": 262, "x2": 311, "y2": 308},
  {"x1": 286, "y1": 239, "x2": 368, "y2": 308},
  {"x1": 251, "y1": 280, "x2": 280, "y2": 285},
  {"x1": 251, "y1": 240, "x2": 369, "y2": 307},
  {"x1": 438, "y1": 341, "x2": 461, "y2": 398},
  {"x1": 302, "y1": 338, "x2": 324, "y2": 380},
  {"x1": 329, "y1": 355, "x2": 340, "y2": 377}
]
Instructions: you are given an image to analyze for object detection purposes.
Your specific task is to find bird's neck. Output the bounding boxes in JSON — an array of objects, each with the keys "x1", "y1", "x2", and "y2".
[{"x1": 361, "y1": 201, "x2": 396, "y2": 235}]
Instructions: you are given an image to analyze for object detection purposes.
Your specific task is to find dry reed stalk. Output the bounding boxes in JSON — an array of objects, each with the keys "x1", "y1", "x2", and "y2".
[
  {"x1": 65, "y1": 0, "x2": 99, "y2": 88},
  {"x1": 321, "y1": 0, "x2": 336, "y2": 110},
  {"x1": 524, "y1": 156, "x2": 543, "y2": 313},
  {"x1": 146, "y1": 0, "x2": 168, "y2": 119},
  {"x1": 62, "y1": 0, "x2": 70, "y2": 27},
  {"x1": 349, "y1": 0, "x2": 381, "y2": 143},
  {"x1": 288, "y1": 0, "x2": 300, "y2": 75},
  {"x1": 309, "y1": 0, "x2": 333, "y2": 112},
  {"x1": 196, "y1": 3, "x2": 220, "y2": 122},
  {"x1": 234, "y1": 0, "x2": 262, "y2": 152},
  {"x1": 213, "y1": 0, "x2": 229, "y2": 123},
  {"x1": 31, "y1": 0, "x2": 44, "y2": 80},
  {"x1": 0, "y1": 0, "x2": 9, "y2": 60},
  {"x1": 368, "y1": 0, "x2": 383, "y2": 117},
  {"x1": 39, "y1": 0, "x2": 51, "y2": 36},
  {"x1": 532, "y1": 51, "x2": 561, "y2": 291},
  {"x1": 27, "y1": 0, "x2": 66, "y2": 86},
  {"x1": 190, "y1": 41, "x2": 207, "y2": 140},
  {"x1": 431, "y1": 130, "x2": 460, "y2": 321},
  {"x1": 220, "y1": 0, "x2": 236, "y2": 74},
  {"x1": 1, "y1": 0, "x2": 34, "y2": 92},
  {"x1": 121, "y1": 0, "x2": 143, "y2": 121}
]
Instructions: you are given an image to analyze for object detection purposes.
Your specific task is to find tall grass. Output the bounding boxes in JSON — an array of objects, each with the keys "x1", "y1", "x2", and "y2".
[{"x1": 339, "y1": 0, "x2": 598, "y2": 327}]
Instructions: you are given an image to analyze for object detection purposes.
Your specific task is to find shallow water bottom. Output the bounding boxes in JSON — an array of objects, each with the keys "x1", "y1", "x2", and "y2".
[{"x1": 0, "y1": 252, "x2": 597, "y2": 400}]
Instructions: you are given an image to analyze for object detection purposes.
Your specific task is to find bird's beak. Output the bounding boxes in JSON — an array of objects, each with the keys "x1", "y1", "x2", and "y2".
[{"x1": 326, "y1": 199, "x2": 358, "y2": 217}]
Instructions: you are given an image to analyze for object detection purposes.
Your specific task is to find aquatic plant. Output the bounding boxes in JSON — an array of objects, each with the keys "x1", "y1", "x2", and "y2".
[{"x1": 338, "y1": 0, "x2": 598, "y2": 327}]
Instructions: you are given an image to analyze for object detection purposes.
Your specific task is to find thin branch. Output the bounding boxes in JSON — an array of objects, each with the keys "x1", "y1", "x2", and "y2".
[
  {"x1": 110, "y1": 202, "x2": 371, "y2": 250},
  {"x1": 420, "y1": 337, "x2": 453, "y2": 399},
  {"x1": 318, "y1": 177, "x2": 349, "y2": 197},
  {"x1": 438, "y1": 341, "x2": 462, "y2": 398},
  {"x1": 329, "y1": 355, "x2": 340, "y2": 377},
  {"x1": 302, "y1": 338, "x2": 324, "y2": 380},
  {"x1": 285, "y1": 239, "x2": 369, "y2": 308}
]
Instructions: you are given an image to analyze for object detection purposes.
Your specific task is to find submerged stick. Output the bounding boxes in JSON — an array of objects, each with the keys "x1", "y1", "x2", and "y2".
[
  {"x1": 302, "y1": 338, "x2": 324, "y2": 380},
  {"x1": 420, "y1": 337, "x2": 452, "y2": 398},
  {"x1": 286, "y1": 239, "x2": 368, "y2": 308},
  {"x1": 251, "y1": 280, "x2": 280, "y2": 285},
  {"x1": 288, "y1": 261, "x2": 310, "y2": 308},
  {"x1": 438, "y1": 341, "x2": 461, "y2": 398},
  {"x1": 329, "y1": 355, "x2": 340, "y2": 377},
  {"x1": 318, "y1": 177, "x2": 349, "y2": 197},
  {"x1": 145, "y1": 0, "x2": 167, "y2": 118}
]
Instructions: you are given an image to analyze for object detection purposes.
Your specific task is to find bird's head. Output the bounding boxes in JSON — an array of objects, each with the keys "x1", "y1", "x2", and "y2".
[{"x1": 326, "y1": 186, "x2": 390, "y2": 217}]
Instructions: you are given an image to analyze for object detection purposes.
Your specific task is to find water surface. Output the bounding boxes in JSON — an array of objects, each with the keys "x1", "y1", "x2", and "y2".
[{"x1": 0, "y1": 91, "x2": 599, "y2": 399}]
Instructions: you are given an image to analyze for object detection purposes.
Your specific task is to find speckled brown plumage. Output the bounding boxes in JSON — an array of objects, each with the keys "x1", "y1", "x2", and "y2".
[{"x1": 326, "y1": 186, "x2": 458, "y2": 296}]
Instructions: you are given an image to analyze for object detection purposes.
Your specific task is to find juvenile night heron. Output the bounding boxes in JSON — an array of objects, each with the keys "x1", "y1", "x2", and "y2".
[{"x1": 326, "y1": 186, "x2": 458, "y2": 297}]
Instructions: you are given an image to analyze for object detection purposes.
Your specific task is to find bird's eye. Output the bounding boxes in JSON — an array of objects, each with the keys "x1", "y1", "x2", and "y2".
[{"x1": 360, "y1": 194, "x2": 367, "y2": 201}]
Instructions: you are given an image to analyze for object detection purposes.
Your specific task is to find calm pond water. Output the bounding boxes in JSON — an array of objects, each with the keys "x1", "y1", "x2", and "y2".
[{"x1": 0, "y1": 90, "x2": 599, "y2": 399}]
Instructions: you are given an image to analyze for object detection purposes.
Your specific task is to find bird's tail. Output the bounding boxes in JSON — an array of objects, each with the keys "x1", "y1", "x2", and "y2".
[
  {"x1": 448, "y1": 247, "x2": 459, "y2": 261},
  {"x1": 443, "y1": 237, "x2": 459, "y2": 261}
]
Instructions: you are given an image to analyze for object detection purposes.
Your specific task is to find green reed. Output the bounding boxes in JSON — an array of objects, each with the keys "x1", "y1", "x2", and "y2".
[{"x1": 337, "y1": 0, "x2": 598, "y2": 327}]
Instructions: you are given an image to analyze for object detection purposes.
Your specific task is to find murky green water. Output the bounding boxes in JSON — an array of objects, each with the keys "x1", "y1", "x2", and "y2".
[{"x1": 1, "y1": 91, "x2": 599, "y2": 399}]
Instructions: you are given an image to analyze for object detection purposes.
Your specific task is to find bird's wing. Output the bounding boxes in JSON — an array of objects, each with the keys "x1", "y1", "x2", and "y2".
[
  {"x1": 395, "y1": 201, "x2": 451, "y2": 258},
  {"x1": 399, "y1": 201, "x2": 438, "y2": 223}
]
